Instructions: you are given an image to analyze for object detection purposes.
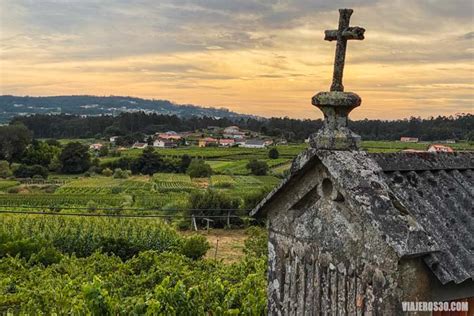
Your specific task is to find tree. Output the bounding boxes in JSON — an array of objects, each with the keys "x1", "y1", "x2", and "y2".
[
  {"x1": 180, "y1": 154, "x2": 192, "y2": 173},
  {"x1": 60, "y1": 142, "x2": 91, "y2": 174},
  {"x1": 246, "y1": 159, "x2": 269, "y2": 176},
  {"x1": 187, "y1": 160, "x2": 212, "y2": 178},
  {"x1": 0, "y1": 124, "x2": 32, "y2": 162},
  {"x1": 13, "y1": 164, "x2": 48, "y2": 179},
  {"x1": 22, "y1": 140, "x2": 60, "y2": 167},
  {"x1": 131, "y1": 147, "x2": 163, "y2": 175},
  {"x1": 268, "y1": 148, "x2": 279, "y2": 159}
]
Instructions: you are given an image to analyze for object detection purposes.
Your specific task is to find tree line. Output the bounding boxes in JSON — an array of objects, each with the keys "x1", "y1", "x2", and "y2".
[{"x1": 11, "y1": 112, "x2": 473, "y2": 142}]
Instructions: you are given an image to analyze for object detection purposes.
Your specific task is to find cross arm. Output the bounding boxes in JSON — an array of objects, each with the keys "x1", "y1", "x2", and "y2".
[{"x1": 324, "y1": 27, "x2": 365, "y2": 41}]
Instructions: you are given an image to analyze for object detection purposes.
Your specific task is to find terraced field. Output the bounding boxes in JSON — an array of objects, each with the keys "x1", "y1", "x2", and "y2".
[
  {"x1": 152, "y1": 173, "x2": 196, "y2": 192},
  {"x1": 0, "y1": 194, "x2": 126, "y2": 209},
  {"x1": 56, "y1": 176, "x2": 153, "y2": 194},
  {"x1": 0, "y1": 173, "x2": 282, "y2": 212}
]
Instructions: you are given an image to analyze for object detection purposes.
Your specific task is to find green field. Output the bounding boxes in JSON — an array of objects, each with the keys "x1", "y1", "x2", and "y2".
[
  {"x1": 0, "y1": 172, "x2": 282, "y2": 212},
  {"x1": 1, "y1": 141, "x2": 472, "y2": 213}
]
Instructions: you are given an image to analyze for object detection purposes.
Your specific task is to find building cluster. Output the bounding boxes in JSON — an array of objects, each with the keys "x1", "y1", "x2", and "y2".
[{"x1": 103, "y1": 125, "x2": 275, "y2": 150}]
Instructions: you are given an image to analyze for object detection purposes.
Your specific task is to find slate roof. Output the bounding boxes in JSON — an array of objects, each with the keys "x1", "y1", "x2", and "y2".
[
  {"x1": 372, "y1": 152, "x2": 473, "y2": 285},
  {"x1": 252, "y1": 150, "x2": 474, "y2": 285},
  {"x1": 244, "y1": 139, "x2": 266, "y2": 146}
]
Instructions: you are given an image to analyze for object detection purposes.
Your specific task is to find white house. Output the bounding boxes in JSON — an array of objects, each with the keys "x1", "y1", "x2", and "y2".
[
  {"x1": 109, "y1": 136, "x2": 119, "y2": 143},
  {"x1": 242, "y1": 139, "x2": 267, "y2": 149},
  {"x1": 153, "y1": 139, "x2": 177, "y2": 148}
]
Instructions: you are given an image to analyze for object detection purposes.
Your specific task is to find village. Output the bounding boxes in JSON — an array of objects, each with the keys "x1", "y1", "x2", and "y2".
[
  {"x1": 88, "y1": 124, "x2": 461, "y2": 154},
  {"x1": 91, "y1": 125, "x2": 278, "y2": 151}
]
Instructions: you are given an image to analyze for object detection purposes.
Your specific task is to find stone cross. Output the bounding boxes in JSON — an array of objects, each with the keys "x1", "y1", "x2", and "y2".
[
  {"x1": 310, "y1": 9, "x2": 365, "y2": 150},
  {"x1": 325, "y1": 9, "x2": 365, "y2": 92}
]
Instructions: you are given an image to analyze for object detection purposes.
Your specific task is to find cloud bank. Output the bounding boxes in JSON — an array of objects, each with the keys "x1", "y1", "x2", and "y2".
[{"x1": 1, "y1": 0, "x2": 472, "y2": 119}]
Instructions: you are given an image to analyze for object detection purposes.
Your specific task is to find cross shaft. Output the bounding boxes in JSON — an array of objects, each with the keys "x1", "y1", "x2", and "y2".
[{"x1": 325, "y1": 9, "x2": 365, "y2": 92}]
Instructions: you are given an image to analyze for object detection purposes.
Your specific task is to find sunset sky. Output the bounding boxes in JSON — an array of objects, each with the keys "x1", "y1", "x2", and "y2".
[{"x1": 1, "y1": 0, "x2": 472, "y2": 119}]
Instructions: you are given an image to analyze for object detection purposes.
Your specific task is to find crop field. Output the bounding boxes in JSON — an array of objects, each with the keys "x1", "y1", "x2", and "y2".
[
  {"x1": 0, "y1": 214, "x2": 267, "y2": 314},
  {"x1": 0, "y1": 194, "x2": 127, "y2": 209},
  {"x1": 152, "y1": 173, "x2": 196, "y2": 192},
  {"x1": 2, "y1": 141, "x2": 471, "y2": 213},
  {"x1": 56, "y1": 176, "x2": 153, "y2": 194},
  {"x1": 0, "y1": 172, "x2": 282, "y2": 212}
]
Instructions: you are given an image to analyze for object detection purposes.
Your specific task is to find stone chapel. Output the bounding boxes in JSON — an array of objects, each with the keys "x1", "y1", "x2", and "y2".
[{"x1": 251, "y1": 8, "x2": 474, "y2": 315}]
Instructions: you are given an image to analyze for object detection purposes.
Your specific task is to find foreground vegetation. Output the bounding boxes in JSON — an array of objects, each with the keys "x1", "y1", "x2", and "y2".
[{"x1": 0, "y1": 214, "x2": 267, "y2": 314}]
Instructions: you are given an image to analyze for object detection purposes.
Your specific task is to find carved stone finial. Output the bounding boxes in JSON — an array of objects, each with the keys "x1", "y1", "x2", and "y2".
[{"x1": 310, "y1": 8, "x2": 365, "y2": 150}]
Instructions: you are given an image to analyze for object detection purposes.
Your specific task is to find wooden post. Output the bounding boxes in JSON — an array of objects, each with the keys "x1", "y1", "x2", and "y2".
[
  {"x1": 191, "y1": 214, "x2": 198, "y2": 231},
  {"x1": 226, "y1": 210, "x2": 231, "y2": 228},
  {"x1": 214, "y1": 238, "x2": 219, "y2": 261}
]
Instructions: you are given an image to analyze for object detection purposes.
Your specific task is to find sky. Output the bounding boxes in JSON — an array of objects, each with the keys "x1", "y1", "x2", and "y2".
[{"x1": 0, "y1": 0, "x2": 473, "y2": 120}]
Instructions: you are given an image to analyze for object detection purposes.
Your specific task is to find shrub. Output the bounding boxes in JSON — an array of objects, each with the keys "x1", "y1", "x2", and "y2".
[
  {"x1": 113, "y1": 168, "x2": 129, "y2": 179},
  {"x1": 102, "y1": 168, "x2": 113, "y2": 177},
  {"x1": 180, "y1": 235, "x2": 210, "y2": 260},
  {"x1": 246, "y1": 159, "x2": 269, "y2": 176},
  {"x1": 0, "y1": 160, "x2": 12, "y2": 178},
  {"x1": 268, "y1": 148, "x2": 279, "y2": 159},
  {"x1": 187, "y1": 160, "x2": 212, "y2": 178}
]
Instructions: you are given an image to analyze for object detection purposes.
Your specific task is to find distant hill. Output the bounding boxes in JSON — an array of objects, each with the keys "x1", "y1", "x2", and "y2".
[{"x1": 0, "y1": 95, "x2": 257, "y2": 123}]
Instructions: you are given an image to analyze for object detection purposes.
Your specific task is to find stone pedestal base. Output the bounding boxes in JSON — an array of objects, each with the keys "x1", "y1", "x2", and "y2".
[
  {"x1": 309, "y1": 127, "x2": 360, "y2": 150},
  {"x1": 311, "y1": 91, "x2": 361, "y2": 150}
]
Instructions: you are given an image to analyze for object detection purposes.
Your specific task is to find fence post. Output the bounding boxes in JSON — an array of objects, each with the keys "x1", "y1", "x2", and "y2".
[
  {"x1": 214, "y1": 238, "x2": 219, "y2": 261},
  {"x1": 227, "y1": 211, "x2": 231, "y2": 228},
  {"x1": 191, "y1": 214, "x2": 198, "y2": 231}
]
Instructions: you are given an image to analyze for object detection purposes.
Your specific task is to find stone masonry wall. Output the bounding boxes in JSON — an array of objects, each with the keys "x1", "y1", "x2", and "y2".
[{"x1": 265, "y1": 160, "x2": 403, "y2": 315}]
